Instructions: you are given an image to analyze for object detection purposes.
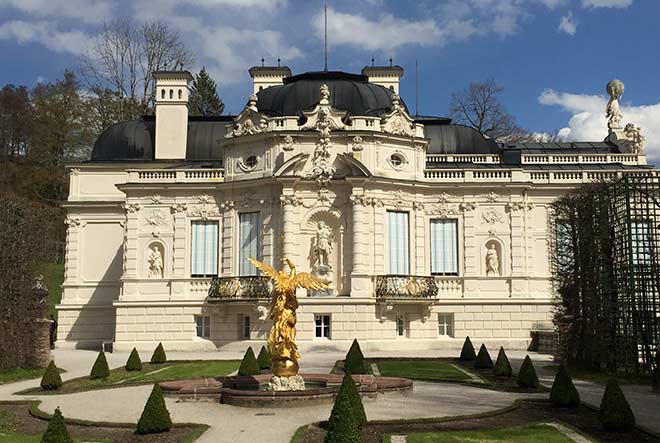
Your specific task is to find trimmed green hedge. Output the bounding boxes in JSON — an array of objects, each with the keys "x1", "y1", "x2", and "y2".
[
  {"x1": 344, "y1": 339, "x2": 368, "y2": 375},
  {"x1": 459, "y1": 337, "x2": 476, "y2": 361},
  {"x1": 89, "y1": 351, "x2": 110, "y2": 380},
  {"x1": 40, "y1": 361, "x2": 62, "y2": 391},
  {"x1": 150, "y1": 343, "x2": 167, "y2": 364},
  {"x1": 125, "y1": 348, "x2": 142, "y2": 372},
  {"x1": 598, "y1": 379, "x2": 635, "y2": 431},
  {"x1": 493, "y1": 347, "x2": 512, "y2": 377},
  {"x1": 549, "y1": 365, "x2": 580, "y2": 408},
  {"x1": 257, "y1": 345, "x2": 271, "y2": 370},
  {"x1": 41, "y1": 407, "x2": 72, "y2": 443},
  {"x1": 136, "y1": 384, "x2": 172, "y2": 435},
  {"x1": 324, "y1": 371, "x2": 366, "y2": 443},
  {"x1": 516, "y1": 355, "x2": 539, "y2": 388},
  {"x1": 238, "y1": 347, "x2": 260, "y2": 376},
  {"x1": 474, "y1": 344, "x2": 493, "y2": 369}
]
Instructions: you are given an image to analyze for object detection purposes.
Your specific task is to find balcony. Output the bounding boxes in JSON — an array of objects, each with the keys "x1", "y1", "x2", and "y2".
[
  {"x1": 207, "y1": 276, "x2": 273, "y2": 301},
  {"x1": 375, "y1": 275, "x2": 438, "y2": 299}
]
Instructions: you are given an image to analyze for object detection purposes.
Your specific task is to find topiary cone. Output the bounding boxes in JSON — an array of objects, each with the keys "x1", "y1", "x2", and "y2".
[
  {"x1": 238, "y1": 347, "x2": 260, "y2": 376},
  {"x1": 474, "y1": 344, "x2": 494, "y2": 369},
  {"x1": 493, "y1": 347, "x2": 513, "y2": 377},
  {"x1": 257, "y1": 345, "x2": 271, "y2": 370},
  {"x1": 516, "y1": 355, "x2": 539, "y2": 388},
  {"x1": 125, "y1": 348, "x2": 142, "y2": 371},
  {"x1": 325, "y1": 371, "x2": 367, "y2": 443},
  {"x1": 459, "y1": 336, "x2": 476, "y2": 361},
  {"x1": 550, "y1": 365, "x2": 580, "y2": 408},
  {"x1": 41, "y1": 407, "x2": 72, "y2": 443},
  {"x1": 598, "y1": 379, "x2": 635, "y2": 431},
  {"x1": 136, "y1": 384, "x2": 172, "y2": 435},
  {"x1": 150, "y1": 343, "x2": 167, "y2": 364},
  {"x1": 90, "y1": 351, "x2": 110, "y2": 380},
  {"x1": 40, "y1": 361, "x2": 62, "y2": 391},
  {"x1": 344, "y1": 339, "x2": 368, "y2": 375}
]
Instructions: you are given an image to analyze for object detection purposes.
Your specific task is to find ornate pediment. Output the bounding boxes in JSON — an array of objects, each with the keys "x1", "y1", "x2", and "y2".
[
  {"x1": 299, "y1": 85, "x2": 347, "y2": 136},
  {"x1": 226, "y1": 94, "x2": 268, "y2": 138},
  {"x1": 380, "y1": 94, "x2": 415, "y2": 137}
]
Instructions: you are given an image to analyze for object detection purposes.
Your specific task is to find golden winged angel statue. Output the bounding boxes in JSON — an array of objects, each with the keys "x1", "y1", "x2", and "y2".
[{"x1": 248, "y1": 257, "x2": 328, "y2": 377}]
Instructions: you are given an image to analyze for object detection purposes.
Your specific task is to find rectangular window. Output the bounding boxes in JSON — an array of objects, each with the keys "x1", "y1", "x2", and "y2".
[
  {"x1": 243, "y1": 315, "x2": 251, "y2": 339},
  {"x1": 191, "y1": 221, "x2": 219, "y2": 277},
  {"x1": 430, "y1": 219, "x2": 458, "y2": 275},
  {"x1": 387, "y1": 211, "x2": 409, "y2": 274},
  {"x1": 195, "y1": 315, "x2": 211, "y2": 339},
  {"x1": 396, "y1": 315, "x2": 406, "y2": 337},
  {"x1": 631, "y1": 220, "x2": 651, "y2": 265},
  {"x1": 239, "y1": 212, "x2": 261, "y2": 276},
  {"x1": 438, "y1": 313, "x2": 454, "y2": 337},
  {"x1": 315, "y1": 314, "x2": 331, "y2": 338}
]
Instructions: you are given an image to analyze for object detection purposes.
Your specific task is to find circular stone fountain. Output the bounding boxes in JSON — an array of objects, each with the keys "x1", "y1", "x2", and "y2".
[{"x1": 160, "y1": 373, "x2": 413, "y2": 407}]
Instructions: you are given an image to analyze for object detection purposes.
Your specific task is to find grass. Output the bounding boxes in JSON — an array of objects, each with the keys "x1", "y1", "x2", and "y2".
[
  {"x1": 0, "y1": 368, "x2": 47, "y2": 385},
  {"x1": 40, "y1": 262, "x2": 64, "y2": 319},
  {"x1": 544, "y1": 364, "x2": 652, "y2": 386},
  {"x1": 375, "y1": 360, "x2": 474, "y2": 383},
  {"x1": 384, "y1": 424, "x2": 575, "y2": 443},
  {"x1": 22, "y1": 360, "x2": 239, "y2": 395}
]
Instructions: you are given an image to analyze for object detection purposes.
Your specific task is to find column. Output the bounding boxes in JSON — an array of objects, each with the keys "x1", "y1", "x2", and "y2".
[
  {"x1": 414, "y1": 203, "x2": 426, "y2": 276},
  {"x1": 280, "y1": 194, "x2": 299, "y2": 262},
  {"x1": 509, "y1": 201, "x2": 528, "y2": 297},
  {"x1": 349, "y1": 192, "x2": 372, "y2": 297}
]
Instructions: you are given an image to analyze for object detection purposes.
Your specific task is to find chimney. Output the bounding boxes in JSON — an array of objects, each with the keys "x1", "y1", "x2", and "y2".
[
  {"x1": 361, "y1": 65, "x2": 404, "y2": 94},
  {"x1": 248, "y1": 65, "x2": 292, "y2": 94},
  {"x1": 153, "y1": 70, "x2": 193, "y2": 160}
]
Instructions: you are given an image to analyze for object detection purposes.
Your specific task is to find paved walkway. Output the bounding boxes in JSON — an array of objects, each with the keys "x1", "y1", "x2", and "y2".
[{"x1": 0, "y1": 349, "x2": 658, "y2": 442}]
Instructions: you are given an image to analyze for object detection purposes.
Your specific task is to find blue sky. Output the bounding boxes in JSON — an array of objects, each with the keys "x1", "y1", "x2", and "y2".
[{"x1": 0, "y1": 0, "x2": 658, "y2": 158}]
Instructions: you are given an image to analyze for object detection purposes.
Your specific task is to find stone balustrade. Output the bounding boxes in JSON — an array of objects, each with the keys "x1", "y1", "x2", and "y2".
[
  {"x1": 207, "y1": 276, "x2": 273, "y2": 300},
  {"x1": 375, "y1": 275, "x2": 438, "y2": 299},
  {"x1": 127, "y1": 169, "x2": 225, "y2": 183},
  {"x1": 423, "y1": 168, "x2": 655, "y2": 183}
]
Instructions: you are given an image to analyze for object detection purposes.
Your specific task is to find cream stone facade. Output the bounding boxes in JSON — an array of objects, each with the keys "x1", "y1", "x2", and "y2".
[{"x1": 58, "y1": 67, "x2": 653, "y2": 353}]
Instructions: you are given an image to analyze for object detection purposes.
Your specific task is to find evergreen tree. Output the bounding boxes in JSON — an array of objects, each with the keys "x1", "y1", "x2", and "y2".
[
  {"x1": 493, "y1": 347, "x2": 512, "y2": 377},
  {"x1": 474, "y1": 344, "x2": 493, "y2": 369},
  {"x1": 516, "y1": 355, "x2": 539, "y2": 388},
  {"x1": 257, "y1": 345, "x2": 271, "y2": 370},
  {"x1": 325, "y1": 371, "x2": 366, "y2": 443},
  {"x1": 550, "y1": 365, "x2": 580, "y2": 408},
  {"x1": 125, "y1": 348, "x2": 142, "y2": 371},
  {"x1": 41, "y1": 407, "x2": 72, "y2": 443},
  {"x1": 150, "y1": 343, "x2": 167, "y2": 364},
  {"x1": 238, "y1": 347, "x2": 260, "y2": 376},
  {"x1": 90, "y1": 351, "x2": 110, "y2": 380},
  {"x1": 459, "y1": 337, "x2": 476, "y2": 361},
  {"x1": 188, "y1": 67, "x2": 224, "y2": 116},
  {"x1": 136, "y1": 384, "x2": 172, "y2": 435},
  {"x1": 40, "y1": 361, "x2": 62, "y2": 391},
  {"x1": 598, "y1": 379, "x2": 635, "y2": 431},
  {"x1": 344, "y1": 339, "x2": 368, "y2": 375}
]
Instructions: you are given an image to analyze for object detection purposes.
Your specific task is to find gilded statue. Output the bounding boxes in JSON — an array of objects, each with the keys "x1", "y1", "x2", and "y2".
[{"x1": 248, "y1": 257, "x2": 327, "y2": 377}]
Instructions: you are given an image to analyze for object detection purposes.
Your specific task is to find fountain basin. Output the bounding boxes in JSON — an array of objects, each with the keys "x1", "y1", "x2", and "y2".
[{"x1": 160, "y1": 373, "x2": 413, "y2": 407}]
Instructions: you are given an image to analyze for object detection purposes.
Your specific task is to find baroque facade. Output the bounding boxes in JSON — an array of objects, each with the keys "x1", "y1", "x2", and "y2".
[{"x1": 59, "y1": 66, "x2": 653, "y2": 352}]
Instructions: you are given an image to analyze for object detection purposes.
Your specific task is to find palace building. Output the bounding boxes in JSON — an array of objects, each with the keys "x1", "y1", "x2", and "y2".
[{"x1": 59, "y1": 66, "x2": 652, "y2": 352}]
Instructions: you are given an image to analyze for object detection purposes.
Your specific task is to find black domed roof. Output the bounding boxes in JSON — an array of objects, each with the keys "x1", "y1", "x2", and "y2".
[
  {"x1": 419, "y1": 119, "x2": 500, "y2": 155},
  {"x1": 256, "y1": 71, "x2": 407, "y2": 117}
]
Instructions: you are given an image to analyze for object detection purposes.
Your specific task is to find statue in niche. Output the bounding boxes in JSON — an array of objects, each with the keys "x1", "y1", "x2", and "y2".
[
  {"x1": 147, "y1": 245, "x2": 163, "y2": 278},
  {"x1": 312, "y1": 221, "x2": 333, "y2": 268},
  {"x1": 606, "y1": 79, "x2": 625, "y2": 131},
  {"x1": 485, "y1": 244, "x2": 500, "y2": 276}
]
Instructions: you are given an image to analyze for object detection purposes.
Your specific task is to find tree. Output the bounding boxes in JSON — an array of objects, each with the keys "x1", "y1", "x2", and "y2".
[
  {"x1": 41, "y1": 407, "x2": 72, "y2": 443},
  {"x1": 493, "y1": 347, "x2": 512, "y2": 377},
  {"x1": 238, "y1": 347, "x2": 260, "y2": 376},
  {"x1": 0, "y1": 85, "x2": 32, "y2": 160},
  {"x1": 80, "y1": 19, "x2": 194, "y2": 122},
  {"x1": 516, "y1": 355, "x2": 539, "y2": 388},
  {"x1": 474, "y1": 344, "x2": 493, "y2": 369},
  {"x1": 459, "y1": 337, "x2": 476, "y2": 361},
  {"x1": 344, "y1": 339, "x2": 368, "y2": 375},
  {"x1": 325, "y1": 371, "x2": 366, "y2": 443},
  {"x1": 90, "y1": 351, "x2": 110, "y2": 379},
  {"x1": 448, "y1": 79, "x2": 523, "y2": 141},
  {"x1": 598, "y1": 379, "x2": 635, "y2": 431},
  {"x1": 136, "y1": 384, "x2": 172, "y2": 435},
  {"x1": 126, "y1": 348, "x2": 142, "y2": 371},
  {"x1": 549, "y1": 365, "x2": 580, "y2": 408},
  {"x1": 150, "y1": 342, "x2": 167, "y2": 364},
  {"x1": 189, "y1": 68, "x2": 224, "y2": 116},
  {"x1": 40, "y1": 361, "x2": 63, "y2": 390},
  {"x1": 257, "y1": 345, "x2": 271, "y2": 370}
]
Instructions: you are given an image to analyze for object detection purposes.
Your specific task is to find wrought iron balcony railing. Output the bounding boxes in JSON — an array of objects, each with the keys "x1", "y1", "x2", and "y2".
[
  {"x1": 207, "y1": 276, "x2": 273, "y2": 300},
  {"x1": 375, "y1": 275, "x2": 438, "y2": 299}
]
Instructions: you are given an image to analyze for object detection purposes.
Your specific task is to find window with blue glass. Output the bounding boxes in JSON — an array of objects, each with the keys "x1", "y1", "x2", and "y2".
[
  {"x1": 239, "y1": 212, "x2": 261, "y2": 276},
  {"x1": 387, "y1": 210, "x2": 409, "y2": 274},
  {"x1": 430, "y1": 219, "x2": 458, "y2": 276},
  {"x1": 191, "y1": 221, "x2": 219, "y2": 277}
]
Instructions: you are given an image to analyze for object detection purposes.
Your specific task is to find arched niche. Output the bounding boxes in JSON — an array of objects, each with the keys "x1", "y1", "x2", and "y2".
[
  {"x1": 145, "y1": 241, "x2": 166, "y2": 279},
  {"x1": 483, "y1": 238, "x2": 504, "y2": 277},
  {"x1": 301, "y1": 208, "x2": 345, "y2": 295}
]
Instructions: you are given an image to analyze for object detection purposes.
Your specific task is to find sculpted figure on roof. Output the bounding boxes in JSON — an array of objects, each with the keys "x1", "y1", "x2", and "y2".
[{"x1": 606, "y1": 79, "x2": 624, "y2": 131}]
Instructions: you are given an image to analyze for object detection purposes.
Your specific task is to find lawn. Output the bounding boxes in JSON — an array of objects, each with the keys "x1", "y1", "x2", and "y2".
[
  {"x1": 375, "y1": 360, "x2": 476, "y2": 383},
  {"x1": 0, "y1": 368, "x2": 47, "y2": 385},
  {"x1": 23, "y1": 360, "x2": 239, "y2": 394},
  {"x1": 384, "y1": 424, "x2": 575, "y2": 443}
]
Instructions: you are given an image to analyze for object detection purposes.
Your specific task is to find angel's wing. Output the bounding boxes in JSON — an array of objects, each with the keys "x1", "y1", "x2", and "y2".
[
  {"x1": 292, "y1": 272, "x2": 328, "y2": 291},
  {"x1": 248, "y1": 258, "x2": 280, "y2": 282}
]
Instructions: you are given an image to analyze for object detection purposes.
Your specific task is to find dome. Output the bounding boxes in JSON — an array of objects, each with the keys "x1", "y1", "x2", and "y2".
[
  {"x1": 420, "y1": 120, "x2": 500, "y2": 155},
  {"x1": 255, "y1": 71, "x2": 407, "y2": 118}
]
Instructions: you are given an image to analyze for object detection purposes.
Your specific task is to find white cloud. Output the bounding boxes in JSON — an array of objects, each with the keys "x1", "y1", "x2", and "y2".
[
  {"x1": 0, "y1": 20, "x2": 90, "y2": 55},
  {"x1": 0, "y1": 0, "x2": 113, "y2": 24},
  {"x1": 539, "y1": 89, "x2": 660, "y2": 161},
  {"x1": 558, "y1": 11, "x2": 577, "y2": 35},
  {"x1": 581, "y1": 0, "x2": 634, "y2": 8}
]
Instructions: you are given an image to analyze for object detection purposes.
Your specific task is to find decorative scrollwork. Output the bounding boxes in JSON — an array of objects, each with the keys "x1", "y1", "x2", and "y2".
[
  {"x1": 375, "y1": 275, "x2": 438, "y2": 298},
  {"x1": 208, "y1": 276, "x2": 273, "y2": 299}
]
